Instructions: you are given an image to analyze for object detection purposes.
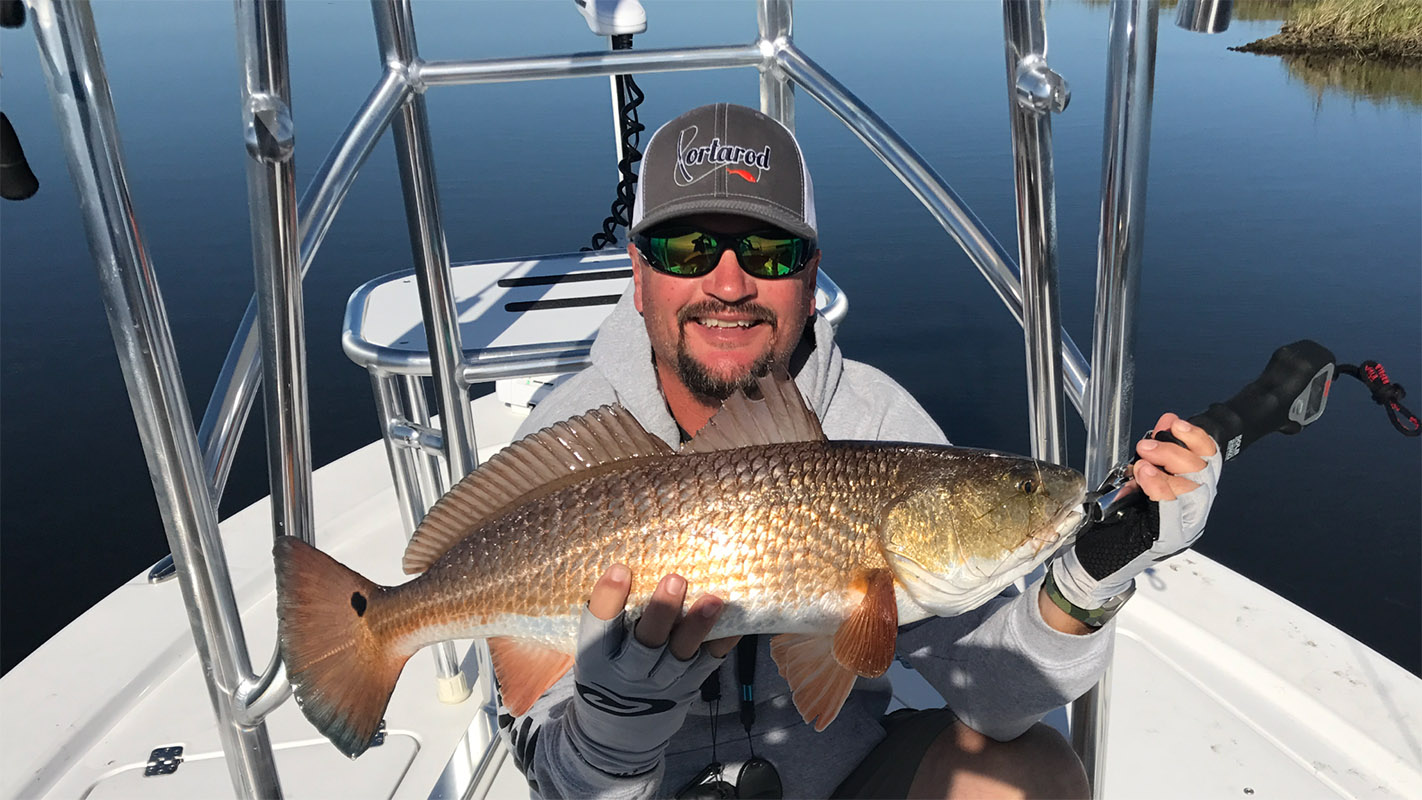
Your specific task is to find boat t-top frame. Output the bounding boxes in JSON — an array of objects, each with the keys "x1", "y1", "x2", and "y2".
[{"x1": 28, "y1": 0, "x2": 1234, "y2": 796}]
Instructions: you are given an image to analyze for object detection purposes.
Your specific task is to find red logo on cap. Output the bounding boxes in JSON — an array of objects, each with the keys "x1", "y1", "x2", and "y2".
[{"x1": 726, "y1": 168, "x2": 758, "y2": 183}]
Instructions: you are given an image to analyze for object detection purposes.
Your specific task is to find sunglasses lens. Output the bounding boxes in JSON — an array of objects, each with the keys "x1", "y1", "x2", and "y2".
[
  {"x1": 736, "y1": 757, "x2": 783, "y2": 799},
  {"x1": 646, "y1": 231, "x2": 720, "y2": 277},
  {"x1": 738, "y1": 235, "x2": 809, "y2": 278},
  {"x1": 639, "y1": 229, "x2": 813, "y2": 279}
]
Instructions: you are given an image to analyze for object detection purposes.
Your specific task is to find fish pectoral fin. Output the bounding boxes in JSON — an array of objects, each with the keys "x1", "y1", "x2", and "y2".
[
  {"x1": 769, "y1": 569, "x2": 899, "y2": 732},
  {"x1": 770, "y1": 633, "x2": 858, "y2": 732},
  {"x1": 832, "y1": 568, "x2": 898, "y2": 678},
  {"x1": 488, "y1": 637, "x2": 574, "y2": 717}
]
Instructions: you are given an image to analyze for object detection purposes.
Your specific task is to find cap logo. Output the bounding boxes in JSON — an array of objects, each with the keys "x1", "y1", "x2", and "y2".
[{"x1": 675, "y1": 124, "x2": 771, "y2": 186}]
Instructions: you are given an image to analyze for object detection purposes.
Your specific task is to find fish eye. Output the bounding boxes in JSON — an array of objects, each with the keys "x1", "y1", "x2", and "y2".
[{"x1": 1018, "y1": 479, "x2": 1037, "y2": 494}]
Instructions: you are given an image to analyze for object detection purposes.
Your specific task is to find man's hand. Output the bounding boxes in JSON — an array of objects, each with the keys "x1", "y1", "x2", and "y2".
[
  {"x1": 1043, "y1": 414, "x2": 1223, "y2": 634},
  {"x1": 1132, "y1": 413, "x2": 1217, "y2": 501},
  {"x1": 589, "y1": 565, "x2": 741, "y2": 660},
  {"x1": 562, "y1": 565, "x2": 734, "y2": 777}
]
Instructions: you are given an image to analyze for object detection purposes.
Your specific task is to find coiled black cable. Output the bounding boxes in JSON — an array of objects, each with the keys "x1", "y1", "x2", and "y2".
[{"x1": 584, "y1": 35, "x2": 645, "y2": 251}]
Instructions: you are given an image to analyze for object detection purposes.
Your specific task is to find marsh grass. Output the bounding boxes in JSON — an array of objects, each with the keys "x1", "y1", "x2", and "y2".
[{"x1": 1236, "y1": 0, "x2": 1422, "y2": 60}]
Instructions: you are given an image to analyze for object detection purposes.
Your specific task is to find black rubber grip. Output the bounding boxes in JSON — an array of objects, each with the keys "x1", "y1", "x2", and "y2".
[{"x1": 1175, "y1": 340, "x2": 1335, "y2": 460}]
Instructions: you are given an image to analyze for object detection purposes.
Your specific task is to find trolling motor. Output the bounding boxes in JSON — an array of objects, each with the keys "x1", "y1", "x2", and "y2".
[{"x1": 1091, "y1": 339, "x2": 1418, "y2": 521}]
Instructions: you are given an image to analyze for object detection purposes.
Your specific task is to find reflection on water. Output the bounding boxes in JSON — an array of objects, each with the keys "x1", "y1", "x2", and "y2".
[
  {"x1": 1079, "y1": 0, "x2": 1304, "y2": 20},
  {"x1": 1280, "y1": 53, "x2": 1422, "y2": 108}
]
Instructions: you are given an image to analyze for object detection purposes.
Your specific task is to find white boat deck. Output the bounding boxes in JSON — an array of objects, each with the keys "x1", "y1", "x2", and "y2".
[{"x1": 4, "y1": 394, "x2": 1418, "y2": 799}]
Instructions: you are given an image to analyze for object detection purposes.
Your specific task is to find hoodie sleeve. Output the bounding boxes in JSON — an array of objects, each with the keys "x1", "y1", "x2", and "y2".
[
  {"x1": 499, "y1": 673, "x2": 664, "y2": 800},
  {"x1": 895, "y1": 579, "x2": 1113, "y2": 741}
]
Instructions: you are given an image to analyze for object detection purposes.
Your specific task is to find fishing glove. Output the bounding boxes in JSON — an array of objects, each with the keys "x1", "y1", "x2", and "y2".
[
  {"x1": 563, "y1": 605, "x2": 727, "y2": 777},
  {"x1": 1052, "y1": 448, "x2": 1224, "y2": 611}
]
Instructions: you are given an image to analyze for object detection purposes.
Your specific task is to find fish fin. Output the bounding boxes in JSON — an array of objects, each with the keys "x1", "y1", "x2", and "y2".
[
  {"x1": 770, "y1": 633, "x2": 859, "y2": 732},
  {"x1": 487, "y1": 637, "x2": 574, "y2": 716},
  {"x1": 682, "y1": 364, "x2": 825, "y2": 453},
  {"x1": 403, "y1": 405, "x2": 674, "y2": 573},
  {"x1": 274, "y1": 536, "x2": 412, "y2": 759},
  {"x1": 832, "y1": 568, "x2": 899, "y2": 678}
]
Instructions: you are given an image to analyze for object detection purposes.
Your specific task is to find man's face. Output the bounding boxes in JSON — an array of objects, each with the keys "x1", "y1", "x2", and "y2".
[{"x1": 632, "y1": 213, "x2": 820, "y2": 400}]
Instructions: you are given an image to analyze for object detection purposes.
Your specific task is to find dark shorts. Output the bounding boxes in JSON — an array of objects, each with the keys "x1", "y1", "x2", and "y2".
[{"x1": 830, "y1": 707, "x2": 960, "y2": 799}]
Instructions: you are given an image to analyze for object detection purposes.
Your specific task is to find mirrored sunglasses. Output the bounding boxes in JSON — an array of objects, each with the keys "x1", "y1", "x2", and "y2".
[{"x1": 634, "y1": 228, "x2": 815, "y2": 279}]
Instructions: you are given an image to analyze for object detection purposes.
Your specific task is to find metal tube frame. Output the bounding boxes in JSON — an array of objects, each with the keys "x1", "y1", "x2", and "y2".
[
  {"x1": 1002, "y1": 0, "x2": 1069, "y2": 464},
  {"x1": 416, "y1": 44, "x2": 764, "y2": 87},
  {"x1": 198, "y1": 68, "x2": 408, "y2": 510},
  {"x1": 757, "y1": 0, "x2": 795, "y2": 129},
  {"x1": 371, "y1": 371, "x2": 449, "y2": 532},
  {"x1": 372, "y1": 369, "x2": 434, "y2": 537},
  {"x1": 370, "y1": 0, "x2": 475, "y2": 704},
  {"x1": 401, "y1": 374, "x2": 449, "y2": 501},
  {"x1": 29, "y1": 1, "x2": 282, "y2": 796},
  {"x1": 1076, "y1": 1, "x2": 1162, "y2": 794},
  {"x1": 139, "y1": 68, "x2": 412, "y2": 583},
  {"x1": 40, "y1": 0, "x2": 1165, "y2": 792},
  {"x1": 233, "y1": 0, "x2": 311, "y2": 726}
]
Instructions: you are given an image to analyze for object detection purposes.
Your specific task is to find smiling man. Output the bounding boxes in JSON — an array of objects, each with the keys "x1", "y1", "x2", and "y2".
[{"x1": 498, "y1": 103, "x2": 1221, "y2": 799}]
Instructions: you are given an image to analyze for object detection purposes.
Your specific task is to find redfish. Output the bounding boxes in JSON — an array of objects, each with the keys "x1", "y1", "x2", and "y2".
[{"x1": 274, "y1": 369, "x2": 1085, "y2": 758}]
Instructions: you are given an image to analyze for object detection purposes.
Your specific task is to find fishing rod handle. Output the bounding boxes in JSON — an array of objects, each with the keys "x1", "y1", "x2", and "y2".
[{"x1": 1155, "y1": 339, "x2": 1336, "y2": 461}]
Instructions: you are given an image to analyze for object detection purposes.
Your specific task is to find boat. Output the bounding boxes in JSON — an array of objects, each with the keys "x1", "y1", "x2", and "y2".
[{"x1": 3, "y1": 0, "x2": 1419, "y2": 798}]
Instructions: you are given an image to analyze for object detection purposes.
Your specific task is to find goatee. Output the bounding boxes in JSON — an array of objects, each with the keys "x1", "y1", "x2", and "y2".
[
  {"x1": 673, "y1": 300, "x2": 778, "y2": 400},
  {"x1": 674, "y1": 343, "x2": 773, "y2": 401}
]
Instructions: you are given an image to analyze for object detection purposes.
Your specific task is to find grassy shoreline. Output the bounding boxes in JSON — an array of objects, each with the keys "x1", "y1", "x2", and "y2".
[{"x1": 1233, "y1": 0, "x2": 1422, "y2": 61}]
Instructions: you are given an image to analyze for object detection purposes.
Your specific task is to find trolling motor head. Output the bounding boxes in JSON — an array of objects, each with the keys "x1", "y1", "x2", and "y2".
[{"x1": 574, "y1": 0, "x2": 646, "y2": 37}]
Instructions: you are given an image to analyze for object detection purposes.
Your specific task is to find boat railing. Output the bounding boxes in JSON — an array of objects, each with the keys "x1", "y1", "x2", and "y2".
[{"x1": 31, "y1": 0, "x2": 1229, "y2": 796}]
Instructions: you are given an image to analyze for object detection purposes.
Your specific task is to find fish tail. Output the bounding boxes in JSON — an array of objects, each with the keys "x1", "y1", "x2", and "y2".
[{"x1": 274, "y1": 536, "x2": 413, "y2": 759}]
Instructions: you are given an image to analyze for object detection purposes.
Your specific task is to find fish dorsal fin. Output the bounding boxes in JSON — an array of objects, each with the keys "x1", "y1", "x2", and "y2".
[
  {"x1": 769, "y1": 567, "x2": 899, "y2": 731},
  {"x1": 402, "y1": 405, "x2": 673, "y2": 574},
  {"x1": 681, "y1": 365, "x2": 825, "y2": 454}
]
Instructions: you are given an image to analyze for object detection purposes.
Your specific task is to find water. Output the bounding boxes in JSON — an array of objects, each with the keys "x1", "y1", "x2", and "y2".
[{"x1": 1, "y1": 1, "x2": 1417, "y2": 678}]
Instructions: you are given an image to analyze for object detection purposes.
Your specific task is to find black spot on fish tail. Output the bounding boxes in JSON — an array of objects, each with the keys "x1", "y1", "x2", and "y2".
[{"x1": 351, "y1": 591, "x2": 367, "y2": 616}]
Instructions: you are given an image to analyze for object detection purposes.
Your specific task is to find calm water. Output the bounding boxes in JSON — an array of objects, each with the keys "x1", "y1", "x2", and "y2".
[{"x1": 2, "y1": 1, "x2": 1418, "y2": 676}]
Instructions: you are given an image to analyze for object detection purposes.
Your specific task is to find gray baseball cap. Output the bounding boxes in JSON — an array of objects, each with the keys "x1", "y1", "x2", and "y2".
[{"x1": 630, "y1": 103, "x2": 817, "y2": 240}]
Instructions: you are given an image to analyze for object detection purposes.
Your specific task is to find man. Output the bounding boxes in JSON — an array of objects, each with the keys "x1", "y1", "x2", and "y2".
[{"x1": 500, "y1": 103, "x2": 1221, "y2": 799}]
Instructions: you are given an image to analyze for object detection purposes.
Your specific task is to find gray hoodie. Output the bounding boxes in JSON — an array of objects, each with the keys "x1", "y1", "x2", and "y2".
[{"x1": 500, "y1": 292, "x2": 1111, "y2": 798}]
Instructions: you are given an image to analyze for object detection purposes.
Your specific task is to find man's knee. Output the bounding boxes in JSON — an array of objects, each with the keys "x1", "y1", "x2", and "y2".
[{"x1": 908, "y1": 721, "x2": 1089, "y2": 800}]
